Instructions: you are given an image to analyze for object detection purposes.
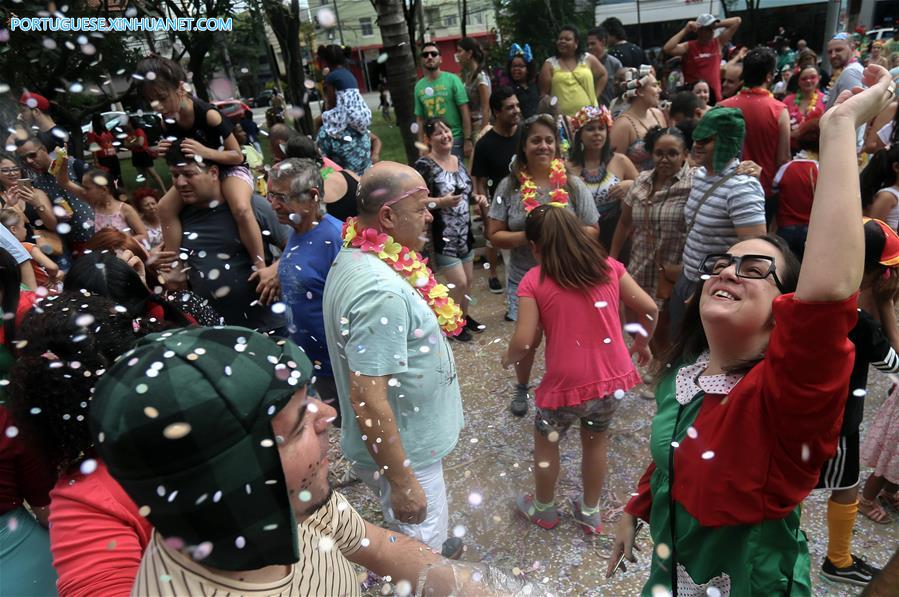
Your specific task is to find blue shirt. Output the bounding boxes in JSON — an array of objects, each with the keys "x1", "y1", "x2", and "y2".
[
  {"x1": 325, "y1": 67, "x2": 358, "y2": 91},
  {"x1": 278, "y1": 214, "x2": 343, "y2": 377}
]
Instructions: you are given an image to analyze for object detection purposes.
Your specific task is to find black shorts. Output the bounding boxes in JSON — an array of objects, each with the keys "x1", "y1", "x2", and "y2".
[
  {"x1": 815, "y1": 431, "x2": 860, "y2": 491},
  {"x1": 131, "y1": 150, "x2": 154, "y2": 169}
]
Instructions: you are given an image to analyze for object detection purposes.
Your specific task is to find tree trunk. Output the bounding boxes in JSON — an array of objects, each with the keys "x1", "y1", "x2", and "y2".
[
  {"x1": 375, "y1": 0, "x2": 419, "y2": 164},
  {"x1": 461, "y1": 0, "x2": 468, "y2": 38},
  {"x1": 187, "y1": 36, "x2": 213, "y2": 101},
  {"x1": 262, "y1": 0, "x2": 313, "y2": 135}
]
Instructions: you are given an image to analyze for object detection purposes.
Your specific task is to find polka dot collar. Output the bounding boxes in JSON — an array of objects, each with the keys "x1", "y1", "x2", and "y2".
[{"x1": 675, "y1": 351, "x2": 744, "y2": 405}]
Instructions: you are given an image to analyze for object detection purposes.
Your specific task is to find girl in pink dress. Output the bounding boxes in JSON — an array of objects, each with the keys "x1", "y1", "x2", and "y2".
[
  {"x1": 503, "y1": 204, "x2": 657, "y2": 534},
  {"x1": 860, "y1": 384, "x2": 899, "y2": 522}
]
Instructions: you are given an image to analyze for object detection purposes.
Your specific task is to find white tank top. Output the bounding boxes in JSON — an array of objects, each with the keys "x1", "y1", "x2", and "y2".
[{"x1": 879, "y1": 186, "x2": 899, "y2": 230}]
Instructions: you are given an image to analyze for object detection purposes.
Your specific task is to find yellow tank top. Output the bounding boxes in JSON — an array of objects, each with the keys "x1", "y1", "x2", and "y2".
[{"x1": 548, "y1": 54, "x2": 598, "y2": 117}]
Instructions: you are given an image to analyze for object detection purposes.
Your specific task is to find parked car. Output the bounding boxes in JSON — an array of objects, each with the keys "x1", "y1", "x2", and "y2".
[
  {"x1": 213, "y1": 99, "x2": 252, "y2": 123},
  {"x1": 254, "y1": 89, "x2": 274, "y2": 107},
  {"x1": 867, "y1": 28, "x2": 895, "y2": 42},
  {"x1": 80, "y1": 111, "x2": 128, "y2": 136}
]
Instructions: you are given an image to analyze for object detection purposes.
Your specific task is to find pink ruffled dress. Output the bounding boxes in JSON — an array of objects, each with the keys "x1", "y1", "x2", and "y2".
[
  {"x1": 861, "y1": 386, "x2": 899, "y2": 484},
  {"x1": 517, "y1": 258, "x2": 641, "y2": 409}
]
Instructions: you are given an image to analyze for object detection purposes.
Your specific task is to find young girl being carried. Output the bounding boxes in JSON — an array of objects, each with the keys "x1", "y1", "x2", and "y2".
[
  {"x1": 503, "y1": 204, "x2": 657, "y2": 534},
  {"x1": 134, "y1": 56, "x2": 265, "y2": 270}
]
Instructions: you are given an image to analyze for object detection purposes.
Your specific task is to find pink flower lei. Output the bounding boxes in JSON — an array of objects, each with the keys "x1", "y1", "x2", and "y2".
[{"x1": 341, "y1": 217, "x2": 466, "y2": 336}]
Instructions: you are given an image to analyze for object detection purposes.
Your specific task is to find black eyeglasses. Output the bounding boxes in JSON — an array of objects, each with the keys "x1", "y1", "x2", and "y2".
[
  {"x1": 0, "y1": 167, "x2": 20, "y2": 174},
  {"x1": 699, "y1": 253, "x2": 786, "y2": 293},
  {"x1": 421, "y1": 51, "x2": 439, "y2": 58}
]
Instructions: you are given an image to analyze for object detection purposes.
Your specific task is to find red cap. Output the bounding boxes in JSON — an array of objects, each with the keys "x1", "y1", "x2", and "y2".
[
  {"x1": 18, "y1": 92, "x2": 50, "y2": 111},
  {"x1": 865, "y1": 218, "x2": 899, "y2": 267}
]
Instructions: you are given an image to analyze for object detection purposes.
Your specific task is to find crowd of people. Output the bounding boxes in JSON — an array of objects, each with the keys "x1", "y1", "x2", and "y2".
[{"x1": 3, "y1": 14, "x2": 899, "y2": 597}]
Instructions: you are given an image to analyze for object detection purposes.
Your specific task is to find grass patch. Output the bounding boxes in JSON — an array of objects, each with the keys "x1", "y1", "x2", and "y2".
[{"x1": 371, "y1": 118, "x2": 408, "y2": 165}]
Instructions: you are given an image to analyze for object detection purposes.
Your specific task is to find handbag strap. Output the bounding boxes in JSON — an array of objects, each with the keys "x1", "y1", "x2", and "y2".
[{"x1": 685, "y1": 171, "x2": 737, "y2": 233}]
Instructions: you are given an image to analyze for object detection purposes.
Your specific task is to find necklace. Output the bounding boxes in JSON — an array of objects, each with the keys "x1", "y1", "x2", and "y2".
[
  {"x1": 519, "y1": 159, "x2": 569, "y2": 212},
  {"x1": 340, "y1": 218, "x2": 465, "y2": 336},
  {"x1": 795, "y1": 91, "x2": 818, "y2": 114},
  {"x1": 740, "y1": 87, "x2": 773, "y2": 98}
]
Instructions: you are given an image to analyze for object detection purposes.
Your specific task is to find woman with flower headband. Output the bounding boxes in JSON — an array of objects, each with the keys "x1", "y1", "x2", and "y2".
[
  {"x1": 567, "y1": 105, "x2": 638, "y2": 251},
  {"x1": 783, "y1": 66, "x2": 826, "y2": 149},
  {"x1": 610, "y1": 71, "x2": 667, "y2": 171},
  {"x1": 504, "y1": 204, "x2": 657, "y2": 535},
  {"x1": 538, "y1": 26, "x2": 607, "y2": 118},
  {"x1": 507, "y1": 43, "x2": 539, "y2": 119},
  {"x1": 488, "y1": 114, "x2": 599, "y2": 417},
  {"x1": 607, "y1": 64, "x2": 896, "y2": 595},
  {"x1": 414, "y1": 118, "x2": 489, "y2": 342}
]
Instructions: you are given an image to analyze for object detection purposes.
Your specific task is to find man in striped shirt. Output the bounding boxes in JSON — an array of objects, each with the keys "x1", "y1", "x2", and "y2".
[
  {"x1": 669, "y1": 107, "x2": 767, "y2": 333},
  {"x1": 92, "y1": 327, "x2": 524, "y2": 596}
]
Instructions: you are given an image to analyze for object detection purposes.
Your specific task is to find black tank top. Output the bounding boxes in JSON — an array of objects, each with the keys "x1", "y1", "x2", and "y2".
[
  {"x1": 166, "y1": 97, "x2": 235, "y2": 150},
  {"x1": 325, "y1": 170, "x2": 359, "y2": 221}
]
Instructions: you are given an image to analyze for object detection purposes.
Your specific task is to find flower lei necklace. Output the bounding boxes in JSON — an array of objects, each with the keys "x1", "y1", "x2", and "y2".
[
  {"x1": 341, "y1": 217, "x2": 465, "y2": 336},
  {"x1": 519, "y1": 158, "x2": 569, "y2": 212},
  {"x1": 795, "y1": 90, "x2": 818, "y2": 114}
]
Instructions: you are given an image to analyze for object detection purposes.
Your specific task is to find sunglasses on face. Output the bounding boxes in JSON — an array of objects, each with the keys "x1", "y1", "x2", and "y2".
[
  {"x1": 421, "y1": 51, "x2": 439, "y2": 58},
  {"x1": 699, "y1": 253, "x2": 786, "y2": 293}
]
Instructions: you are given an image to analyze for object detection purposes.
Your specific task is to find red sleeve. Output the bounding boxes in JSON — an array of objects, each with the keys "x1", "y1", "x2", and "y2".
[
  {"x1": 763, "y1": 293, "x2": 857, "y2": 473},
  {"x1": 624, "y1": 462, "x2": 655, "y2": 522},
  {"x1": 517, "y1": 267, "x2": 538, "y2": 299},
  {"x1": 50, "y1": 466, "x2": 152, "y2": 597}
]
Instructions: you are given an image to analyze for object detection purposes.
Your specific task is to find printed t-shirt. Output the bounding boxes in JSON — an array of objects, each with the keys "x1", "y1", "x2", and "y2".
[
  {"x1": 323, "y1": 248, "x2": 463, "y2": 471},
  {"x1": 414, "y1": 72, "x2": 469, "y2": 140},
  {"x1": 682, "y1": 38, "x2": 722, "y2": 102}
]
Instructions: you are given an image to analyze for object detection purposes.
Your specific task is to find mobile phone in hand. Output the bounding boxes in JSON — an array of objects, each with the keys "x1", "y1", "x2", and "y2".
[
  {"x1": 453, "y1": 185, "x2": 465, "y2": 197},
  {"x1": 611, "y1": 520, "x2": 644, "y2": 576},
  {"x1": 17, "y1": 178, "x2": 32, "y2": 190}
]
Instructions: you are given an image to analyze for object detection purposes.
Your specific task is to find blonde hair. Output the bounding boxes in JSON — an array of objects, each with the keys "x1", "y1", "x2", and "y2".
[{"x1": 0, "y1": 207, "x2": 23, "y2": 228}]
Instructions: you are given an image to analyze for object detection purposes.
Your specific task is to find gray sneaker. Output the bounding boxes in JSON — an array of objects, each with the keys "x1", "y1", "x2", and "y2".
[
  {"x1": 510, "y1": 383, "x2": 529, "y2": 417},
  {"x1": 570, "y1": 497, "x2": 604, "y2": 535},
  {"x1": 516, "y1": 494, "x2": 560, "y2": 529}
]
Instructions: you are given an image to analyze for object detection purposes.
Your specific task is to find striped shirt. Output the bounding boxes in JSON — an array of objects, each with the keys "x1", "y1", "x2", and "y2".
[
  {"x1": 681, "y1": 160, "x2": 766, "y2": 282},
  {"x1": 131, "y1": 491, "x2": 366, "y2": 596}
]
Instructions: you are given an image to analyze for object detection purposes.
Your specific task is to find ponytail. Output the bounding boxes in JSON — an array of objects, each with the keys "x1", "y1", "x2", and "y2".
[{"x1": 524, "y1": 205, "x2": 609, "y2": 289}]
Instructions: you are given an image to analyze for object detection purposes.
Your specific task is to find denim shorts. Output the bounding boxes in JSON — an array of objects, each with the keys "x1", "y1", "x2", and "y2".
[
  {"x1": 434, "y1": 249, "x2": 474, "y2": 270},
  {"x1": 506, "y1": 277, "x2": 521, "y2": 321},
  {"x1": 535, "y1": 397, "x2": 620, "y2": 436}
]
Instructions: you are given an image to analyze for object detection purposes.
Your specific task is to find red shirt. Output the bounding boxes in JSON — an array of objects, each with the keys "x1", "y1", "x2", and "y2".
[
  {"x1": 626, "y1": 293, "x2": 857, "y2": 526},
  {"x1": 682, "y1": 38, "x2": 722, "y2": 103},
  {"x1": 720, "y1": 89, "x2": 787, "y2": 198},
  {"x1": 0, "y1": 406, "x2": 55, "y2": 515},
  {"x1": 774, "y1": 159, "x2": 819, "y2": 227},
  {"x1": 49, "y1": 460, "x2": 152, "y2": 597},
  {"x1": 129, "y1": 128, "x2": 148, "y2": 153},
  {"x1": 87, "y1": 131, "x2": 116, "y2": 159}
]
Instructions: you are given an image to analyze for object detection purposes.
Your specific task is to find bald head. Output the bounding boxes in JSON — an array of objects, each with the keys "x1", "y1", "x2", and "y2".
[
  {"x1": 721, "y1": 63, "x2": 743, "y2": 100},
  {"x1": 357, "y1": 161, "x2": 427, "y2": 217},
  {"x1": 268, "y1": 124, "x2": 301, "y2": 161}
]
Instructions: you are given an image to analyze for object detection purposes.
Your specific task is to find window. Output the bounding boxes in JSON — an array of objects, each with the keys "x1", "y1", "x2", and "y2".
[
  {"x1": 425, "y1": 7, "x2": 440, "y2": 27},
  {"x1": 360, "y1": 17, "x2": 373, "y2": 37},
  {"x1": 466, "y1": 12, "x2": 483, "y2": 25},
  {"x1": 444, "y1": 14, "x2": 457, "y2": 27}
]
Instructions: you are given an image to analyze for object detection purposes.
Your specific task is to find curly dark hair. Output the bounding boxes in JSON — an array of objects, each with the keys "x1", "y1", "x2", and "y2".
[{"x1": 8, "y1": 292, "x2": 160, "y2": 473}]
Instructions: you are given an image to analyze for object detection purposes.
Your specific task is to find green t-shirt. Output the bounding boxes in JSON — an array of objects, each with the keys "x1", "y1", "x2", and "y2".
[
  {"x1": 886, "y1": 39, "x2": 899, "y2": 57},
  {"x1": 414, "y1": 71, "x2": 469, "y2": 139},
  {"x1": 323, "y1": 248, "x2": 464, "y2": 470}
]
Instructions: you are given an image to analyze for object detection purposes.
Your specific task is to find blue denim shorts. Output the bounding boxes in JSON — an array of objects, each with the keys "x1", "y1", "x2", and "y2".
[{"x1": 434, "y1": 249, "x2": 474, "y2": 270}]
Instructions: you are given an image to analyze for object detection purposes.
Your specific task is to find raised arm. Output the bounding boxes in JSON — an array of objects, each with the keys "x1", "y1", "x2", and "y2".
[
  {"x1": 663, "y1": 22, "x2": 695, "y2": 57},
  {"x1": 717, "y1": 17, "x2": 742, "y2": 47},
  {"x1": 796, "y1": 65, "x2": 894, "y2": 302}
]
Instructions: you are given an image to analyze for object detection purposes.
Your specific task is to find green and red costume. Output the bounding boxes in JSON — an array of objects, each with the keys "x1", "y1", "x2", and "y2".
[{"x1": 625, "y1": 294, "x2": 857, "y2": 596}]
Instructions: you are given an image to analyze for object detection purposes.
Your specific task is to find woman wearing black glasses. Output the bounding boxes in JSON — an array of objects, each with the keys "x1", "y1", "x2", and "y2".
[
  {"x1": 607, "y1": 65, "x2": 895, "y2": 596},
  {"x1": 0, "y1": 153, "x2": 57, "y2": 244}
]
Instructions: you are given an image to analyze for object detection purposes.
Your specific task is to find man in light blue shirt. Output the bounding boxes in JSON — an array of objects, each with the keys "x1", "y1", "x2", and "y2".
[{"x1": 323, "y1": 161, "x2": 464, "y2": 557}]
